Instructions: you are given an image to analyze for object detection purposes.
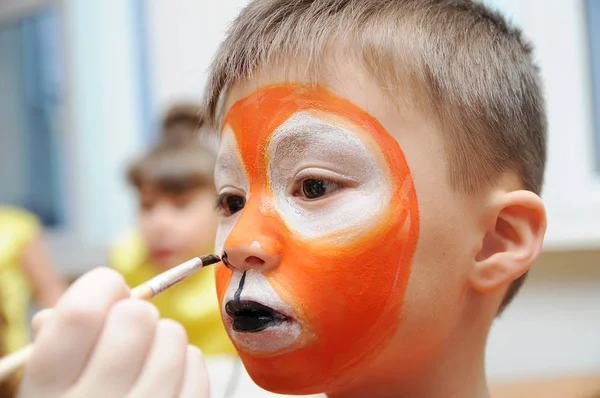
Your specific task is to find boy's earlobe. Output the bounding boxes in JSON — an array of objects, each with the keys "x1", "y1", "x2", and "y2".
[{"x1": 469, "y1": 191, "x2": 547, "y2": 293}]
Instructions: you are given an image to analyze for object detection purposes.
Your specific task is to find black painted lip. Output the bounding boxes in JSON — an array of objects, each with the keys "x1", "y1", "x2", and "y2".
[{"x1": 225, "y1": 300, "x2": 289, "y2": 333}]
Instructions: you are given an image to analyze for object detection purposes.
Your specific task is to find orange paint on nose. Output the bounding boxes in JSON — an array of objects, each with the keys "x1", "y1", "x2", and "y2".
[
  {"x1": 215, "y1": 84, "x2": 419, "y2": 394},
  {"x1": 219, "y1": 193, "x2": 284, "y2": 263}
]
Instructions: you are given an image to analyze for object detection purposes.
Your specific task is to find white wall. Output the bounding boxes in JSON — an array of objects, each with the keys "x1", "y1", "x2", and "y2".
[
  {"x1": 145, "y1": 0, "x2": 250, "y2": 121},
  {"x1": 487, "y1": 251, "x2": 600, "y2": 380},
  {"x1": 64, "y1": 0, "x2": 142, "y2": 245}
]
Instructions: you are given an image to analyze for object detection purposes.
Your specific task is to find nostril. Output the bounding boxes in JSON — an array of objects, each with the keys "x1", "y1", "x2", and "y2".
[
  {"x1": 222, "y1": 251, "x2": 231, "y2": 269},
  {"x1": 245, "y1": 256, "x2": 265, "y2": 266}
]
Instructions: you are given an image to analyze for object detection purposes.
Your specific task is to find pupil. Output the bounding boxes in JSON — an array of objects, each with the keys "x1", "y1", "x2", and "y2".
[
  {"x1": 303, "y1": 179, "x2": 325, "y2": 199},
  {"x1": 227, "y1": 196, "x2": 245, "y2": 213}
]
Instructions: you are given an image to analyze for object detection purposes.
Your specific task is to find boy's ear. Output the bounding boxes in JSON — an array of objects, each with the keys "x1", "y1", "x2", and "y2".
[{"x1": 469, "y1": 190, "x2": 547, "y2": 293}]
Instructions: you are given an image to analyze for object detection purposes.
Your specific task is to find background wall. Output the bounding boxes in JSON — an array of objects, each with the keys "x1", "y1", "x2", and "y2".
[
  {"x1": 145, "y1": 0, "x2": 249, "y2": 127},
  {"x1": 487, "y1": 250, "x2": 600, "y2": 380}
]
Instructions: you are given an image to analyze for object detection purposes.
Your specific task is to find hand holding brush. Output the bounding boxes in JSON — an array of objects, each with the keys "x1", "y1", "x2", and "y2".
[{"x1": 2, "y1": 254, "x2": 220, "y2": 398}]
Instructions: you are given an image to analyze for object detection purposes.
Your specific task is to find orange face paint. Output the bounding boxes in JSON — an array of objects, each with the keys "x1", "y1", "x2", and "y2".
[{"x1": 214, "y1": 84, "x2": 419, "y2": 394}]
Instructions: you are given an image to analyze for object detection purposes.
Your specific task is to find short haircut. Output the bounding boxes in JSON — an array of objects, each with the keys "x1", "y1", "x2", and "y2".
[
  {"x1": 128, "y1": 104, "x2": 216, "y2": 194},
  {"x1": 201, "y1": 0, "x2": 547, "y2": 313}
]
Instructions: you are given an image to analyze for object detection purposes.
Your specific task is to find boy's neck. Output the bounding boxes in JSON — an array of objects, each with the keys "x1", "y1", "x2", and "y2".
[{"x1": 327, "y1": 298, "x2": 494, "y2": 398}]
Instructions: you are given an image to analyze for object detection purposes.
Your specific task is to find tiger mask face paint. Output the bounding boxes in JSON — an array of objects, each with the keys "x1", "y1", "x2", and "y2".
[{"x1": 214, "y1": 84, "x2": 419, "y2": 394}]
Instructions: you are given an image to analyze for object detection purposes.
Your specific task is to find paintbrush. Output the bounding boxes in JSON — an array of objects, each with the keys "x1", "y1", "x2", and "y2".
[{"x1": 0, "y1": 253, "x2": 221, "y2": 383}]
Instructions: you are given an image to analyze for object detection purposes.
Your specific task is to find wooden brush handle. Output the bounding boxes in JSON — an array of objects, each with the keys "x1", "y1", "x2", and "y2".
[{"x1": 0, "y1": 345, "x2": 33, "y2": 382}]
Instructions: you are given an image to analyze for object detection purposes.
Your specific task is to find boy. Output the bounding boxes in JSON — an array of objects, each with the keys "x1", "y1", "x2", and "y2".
[
  {"x1": 112, "y1": 104, "x2": 235, "y2": 356},
  {"x1": 19, "y1": 1, "x2": 546, "y2": 397}
]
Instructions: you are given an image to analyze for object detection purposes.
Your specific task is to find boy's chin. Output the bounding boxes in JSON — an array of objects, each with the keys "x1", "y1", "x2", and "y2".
[
  {"x1": 232, "y1": 338, "x2": 366, "y2": 395},
  {"x1": 240, "y1": 355, "x2": 333, "y2": 395}
]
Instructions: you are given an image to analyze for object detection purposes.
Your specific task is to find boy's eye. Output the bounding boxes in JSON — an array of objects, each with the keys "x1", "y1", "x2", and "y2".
[
  {"x1": 298, "y1": 178, "x2": 342, "y2": 200},
  {"x1": 224, "y1": 195, "x2": 246, "y2": 215},
  {"x1": 217, "y1": 193, "x2": 246, "y2": 216}
]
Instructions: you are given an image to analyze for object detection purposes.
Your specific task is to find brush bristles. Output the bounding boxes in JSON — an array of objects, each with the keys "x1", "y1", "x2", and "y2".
[{"x1": 200, "y1": 254, "x2": 221, "y2": 266}]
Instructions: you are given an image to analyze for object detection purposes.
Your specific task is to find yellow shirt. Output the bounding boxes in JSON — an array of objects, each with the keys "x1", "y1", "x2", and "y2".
[
  {"x1": 110, "y1": 230, "x2": 236, "y2": 356},
  {"x1": 0, "y1": 207, "x2": 39, "y2": 356}
]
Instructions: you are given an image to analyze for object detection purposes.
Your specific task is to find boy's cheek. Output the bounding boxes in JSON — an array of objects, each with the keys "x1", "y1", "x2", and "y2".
[{"x1": 277, "y1": 207, "x2": 415, "y2": 329}]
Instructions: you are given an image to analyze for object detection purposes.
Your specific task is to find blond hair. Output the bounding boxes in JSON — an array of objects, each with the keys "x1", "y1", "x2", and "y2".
[{"x1": 202, "y1": 0, "x2": 546, "y2": 312}]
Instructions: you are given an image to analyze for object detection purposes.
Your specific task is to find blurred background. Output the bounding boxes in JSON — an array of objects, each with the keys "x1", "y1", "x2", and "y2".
[{"x1": 0, "y1": 0, "x2": 599, "y2": 397}]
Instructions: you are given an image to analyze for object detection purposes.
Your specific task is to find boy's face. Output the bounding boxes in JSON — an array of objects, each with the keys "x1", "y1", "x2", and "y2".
[
  {"x1": 138, "y1": 184, "x2": 219, "y2": 268},
  {"x1": 214, "y1": 70, "x2": 479, "y2": 394}
]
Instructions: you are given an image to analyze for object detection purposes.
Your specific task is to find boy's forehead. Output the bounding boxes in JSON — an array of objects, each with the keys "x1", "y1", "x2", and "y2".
[
  {"x1": 219, "y1": 64, "x2": 431, "y2": 145},
  {"x1": 223, "y1": 65, "x2": 376, "y2": 120}
]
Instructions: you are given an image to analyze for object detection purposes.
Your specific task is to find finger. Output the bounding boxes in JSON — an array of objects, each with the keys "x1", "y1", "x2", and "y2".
[
  {"x1": 68, "y1": 299, "x2": 158, "y2": 398},
  {"x1": 21, "y1": 267, "x2": 129, "y2": 396},
  {"x1": 128, "y1": 319, "x2": 188, "y2": 398},
  {"x1": 31, "y1": 309, "x2": 53, "y2": 338},
  {"x1": 179, "y1": 346, "x2": 210, "y2": 398}
]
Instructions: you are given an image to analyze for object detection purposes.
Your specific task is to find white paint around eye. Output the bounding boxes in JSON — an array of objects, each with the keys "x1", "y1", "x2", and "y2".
[
  {"x1": 268, "y1": 112, "x2": 390, "y2": 240},
  {"x1": 214, "y1": 127, "x2": 248, "y2": 255},
  {"x1": 214, "y1": 127, "x2": 248, "y2": 193}
]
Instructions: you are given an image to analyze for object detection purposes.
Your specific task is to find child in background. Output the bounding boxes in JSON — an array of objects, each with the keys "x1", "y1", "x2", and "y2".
[
  {"x1": 111, "y1": 104, "x2": 235, "y2": 356},
  {"x1": 0, "y1": 206, "x2": 67, "y2": 395}
]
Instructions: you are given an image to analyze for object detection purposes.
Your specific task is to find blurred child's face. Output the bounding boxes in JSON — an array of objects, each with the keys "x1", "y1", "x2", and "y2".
[
  {"x1": 214, "y1": 70, "x2": 479, "y2": 394},
  {"x1": 138, "y1": 184, "x2": 219, "y2": 268}
]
